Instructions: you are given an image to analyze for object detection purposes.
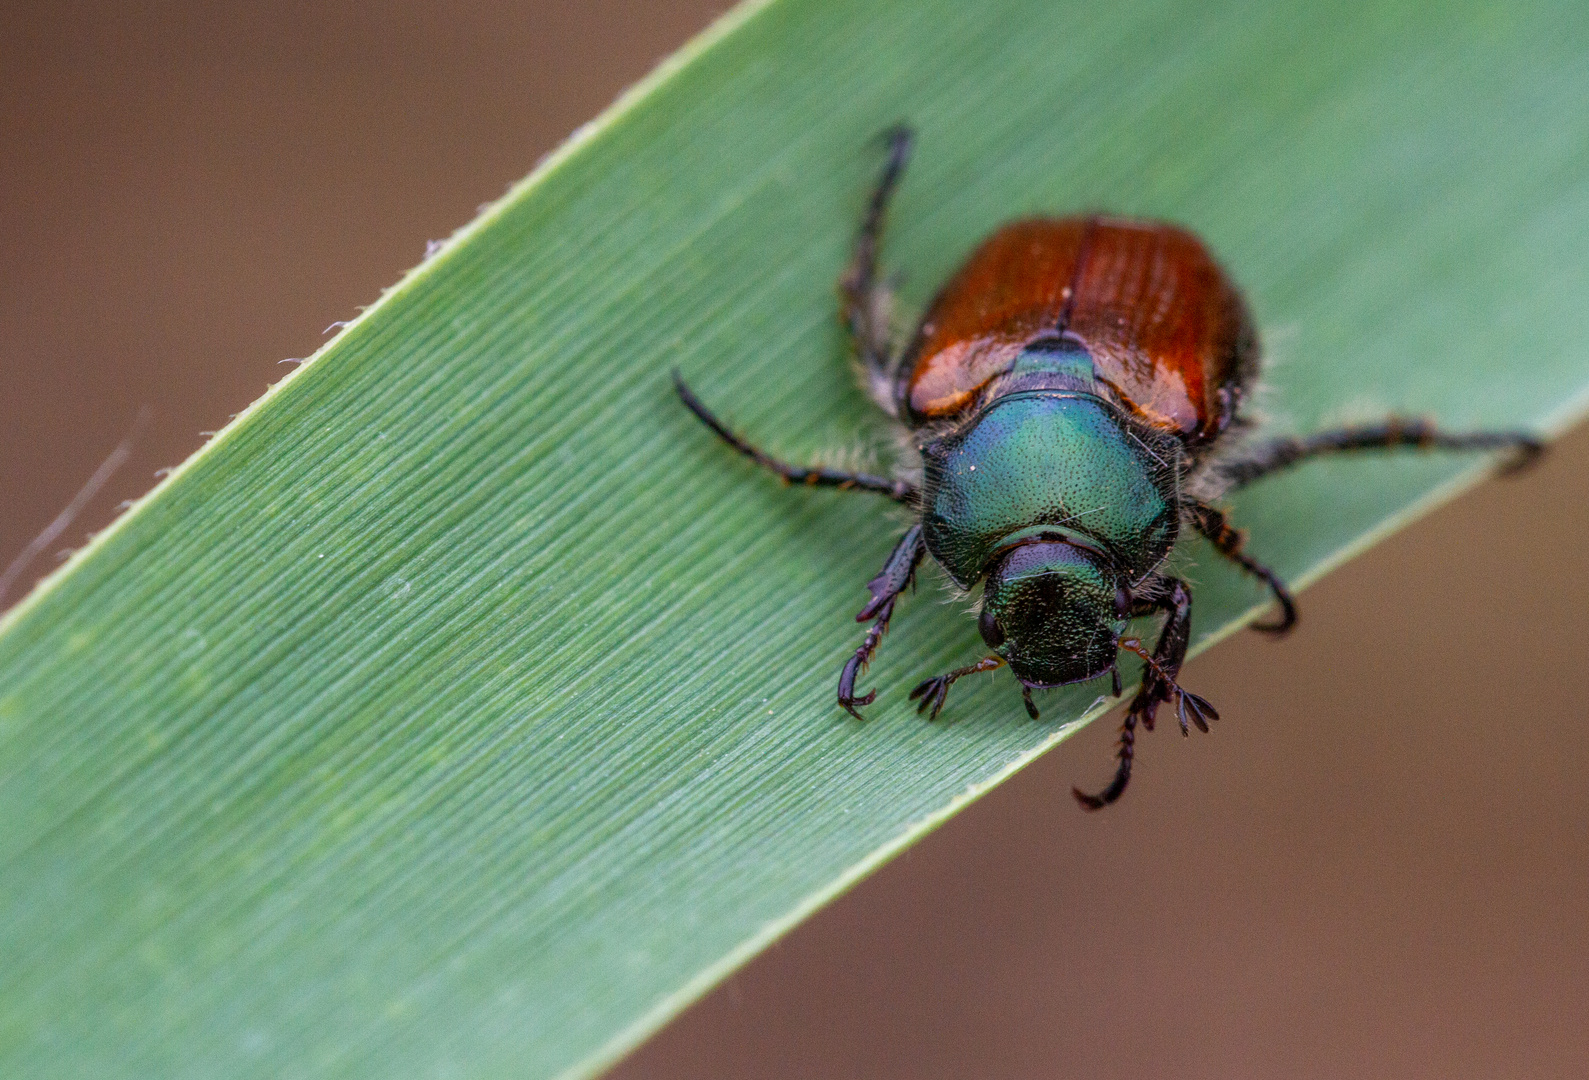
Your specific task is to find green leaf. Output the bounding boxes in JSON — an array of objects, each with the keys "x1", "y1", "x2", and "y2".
[{"x1": 2, "y1": 1, "x2": 1587, "y2": 1077}]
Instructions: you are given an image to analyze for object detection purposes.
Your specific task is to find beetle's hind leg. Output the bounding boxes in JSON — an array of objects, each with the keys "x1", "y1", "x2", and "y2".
[
  {"x1": 1220, "y1": 419, "x2": 1544, "y2": 489},
  {"x1": 1189, "y1": 501, "x2": 1297, "y2": 634},
  {"x1": 840, "y1": 125, "x2": 913, "y2": 414},
  {"x1": 673, "y1": 372, "x2": 917, "y2": 504}
]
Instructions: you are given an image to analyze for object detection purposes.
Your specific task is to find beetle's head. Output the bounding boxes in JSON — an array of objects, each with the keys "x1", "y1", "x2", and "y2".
[{"x1": 978, "y1": 540, "x2": 1127, "y2": 688}]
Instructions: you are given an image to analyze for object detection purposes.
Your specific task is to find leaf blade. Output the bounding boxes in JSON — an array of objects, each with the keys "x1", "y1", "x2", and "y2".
[{"x1": 2, "y1": 1, "x2": 1588, "y2": 1077}]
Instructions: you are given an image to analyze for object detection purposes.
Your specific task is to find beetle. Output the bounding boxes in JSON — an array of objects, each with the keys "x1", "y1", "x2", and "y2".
[{"x1": 675, "y1": 127, "x2": 1542, "y2": 808}]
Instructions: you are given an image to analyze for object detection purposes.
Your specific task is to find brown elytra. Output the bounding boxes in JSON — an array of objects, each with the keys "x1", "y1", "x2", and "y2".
[{"x1": 901, "y1": 216, "x2": 1256, "y2": 442}]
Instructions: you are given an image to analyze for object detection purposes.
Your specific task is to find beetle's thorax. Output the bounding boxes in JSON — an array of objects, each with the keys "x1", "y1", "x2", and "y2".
[{"x1": 918, "y1": 340, "x2": 1180, "y2": 589}]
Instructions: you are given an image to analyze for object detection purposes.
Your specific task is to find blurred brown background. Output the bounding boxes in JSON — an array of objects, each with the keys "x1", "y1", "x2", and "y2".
[{"x1": 4, "y1": 2, "x2": 1586, "y2": 1077}]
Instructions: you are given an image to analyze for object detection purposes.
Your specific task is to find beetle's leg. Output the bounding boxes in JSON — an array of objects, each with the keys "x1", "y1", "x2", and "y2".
[
  {"x1": 1188, "y1": 500, "x2": 1297, "y2": 634},
  {"x1": 1221, "y1": 419, "x2": 1543, "y2": 489},
  {"x1": 673, "y1": 372, "x2": 917, "y2": 504},
  {"x1": 839, "y1": 526, "x2": 927, "y2": 719},
  {"x1": 908, "y1": 655, "x2": 1006, "y2": 720},
  {"x1": 1075, "y1": 576, "x2": 1218, "y2": 810},
  {"x1": 1127, "y1": 577, "x2": 1199, "y2": 733},
  {"x1": 839, "y1": 597, "x2": 900, "y2": 721},
  {"x1": 1117, "y1": 633, "x2": 1219, "y2": 738},
  {"x1": 840, "y1": 125, "x2": 914, "y2": 407},
  {"x1": 1074, "y1": 707, "x2": 1140, "y2": 811}
]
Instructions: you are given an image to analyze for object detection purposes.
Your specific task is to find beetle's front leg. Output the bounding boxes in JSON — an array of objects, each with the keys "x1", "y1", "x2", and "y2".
[
  {"x1": 1074, "y1": 575, "x2": 1218, "y2": 810},
  {"x1": 1127, "y1": 576, "x2": 1200, "y2": 734},
  {"x1": 838, "y1": 524, "x2": 925, "y2": 719}
]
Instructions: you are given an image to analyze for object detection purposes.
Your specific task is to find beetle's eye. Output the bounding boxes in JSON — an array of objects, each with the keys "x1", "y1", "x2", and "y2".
[
  {"x1": 1114, "y1": 586, "x2": 1132, "y2": 618},
  {"x1": 978, "y1": 605, "x2": 1005, "y2": 647}
]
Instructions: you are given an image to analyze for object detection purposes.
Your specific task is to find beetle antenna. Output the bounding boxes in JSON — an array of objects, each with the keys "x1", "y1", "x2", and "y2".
[{"x1": 1116, "y1": 637, "x2": 1219, "y2": 735}]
